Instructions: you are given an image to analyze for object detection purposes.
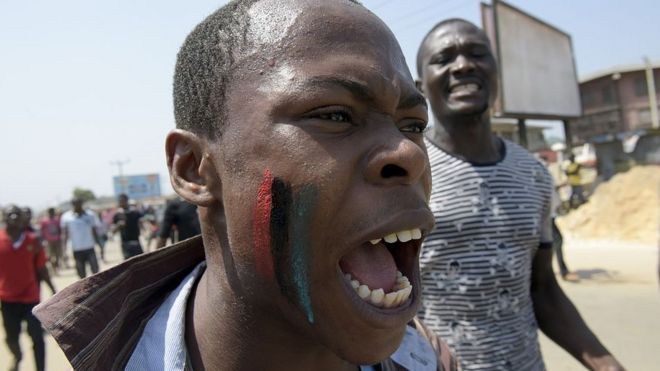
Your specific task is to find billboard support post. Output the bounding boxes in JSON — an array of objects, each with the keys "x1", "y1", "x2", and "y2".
[
  {"x1": 563, "y1": 120, "x2": 573, "y2": 150},
  {"x1": 517, "y1": 118, "x2": 528, "y2": 149}
]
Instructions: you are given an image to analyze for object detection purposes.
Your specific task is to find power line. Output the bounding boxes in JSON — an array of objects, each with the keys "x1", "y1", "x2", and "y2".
[
  {"x1": 388, "y1": 0, "x2": 461, "y2": 26},
  {"x1": 369, "y1": 0, "x2": 394, "y2": 12},
  {"x1": 393, "y1": 0, "x2": 477, "y2": 31}
]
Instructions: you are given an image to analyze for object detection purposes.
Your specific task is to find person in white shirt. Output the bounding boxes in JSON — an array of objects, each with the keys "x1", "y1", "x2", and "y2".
[{"x1": 60, "y1": 198, "x2": 101, "y2": 278}]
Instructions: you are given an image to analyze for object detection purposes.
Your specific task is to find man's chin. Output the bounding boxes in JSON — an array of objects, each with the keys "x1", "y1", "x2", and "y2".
[{"x1": 444, "y1": 101, "x2": 489, "y2": 118}]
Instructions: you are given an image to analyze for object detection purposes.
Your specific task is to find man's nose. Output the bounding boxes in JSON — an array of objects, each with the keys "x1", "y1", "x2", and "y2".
[
  {"x1": 451, "y1": 54, "x2": 476, "y2": 75},
  {"x1": 364, "y1": 133, "x2": 428, "y2": 187}
]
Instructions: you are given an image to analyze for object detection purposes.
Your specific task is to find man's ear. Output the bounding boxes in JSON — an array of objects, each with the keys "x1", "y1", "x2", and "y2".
[{"x1": 165, "y1": 129, "x2": 219, "y2": 207}]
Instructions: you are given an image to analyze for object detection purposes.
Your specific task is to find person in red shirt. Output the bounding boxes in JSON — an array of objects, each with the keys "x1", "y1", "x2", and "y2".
[
  {"x1": 40, "y1": 207, "x2": 64, "y2": 273},
  {"x1": 1, "y1": 205, "x2": 56, "y2": 371}
]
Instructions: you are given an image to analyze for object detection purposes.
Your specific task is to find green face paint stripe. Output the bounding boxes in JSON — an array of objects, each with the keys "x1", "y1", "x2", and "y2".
[{"x1": 290, "y1": 184, "x2": 317, "y2": 324}]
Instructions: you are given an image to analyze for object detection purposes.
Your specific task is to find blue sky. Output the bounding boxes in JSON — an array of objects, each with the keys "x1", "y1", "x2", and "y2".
[{"x1": 2, "y1": 0, "x2": 659, "y2": 209}]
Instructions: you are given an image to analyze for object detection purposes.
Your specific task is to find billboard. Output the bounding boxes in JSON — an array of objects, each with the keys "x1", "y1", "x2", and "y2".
[
  {"x1": 113, "y1": 174, "x2": 161, "y2": 200},
  {"x1": 482, "y1": 1, "x2": 582, "y2": 119}
]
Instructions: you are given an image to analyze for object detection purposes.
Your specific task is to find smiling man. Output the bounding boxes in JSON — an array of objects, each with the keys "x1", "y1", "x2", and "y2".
[
  {"x1": 416, "y1": 19, "x2": 624, "y2": 370},
  {"x1": 33, "y1": 1, "x2": 457, "y2": 370}
]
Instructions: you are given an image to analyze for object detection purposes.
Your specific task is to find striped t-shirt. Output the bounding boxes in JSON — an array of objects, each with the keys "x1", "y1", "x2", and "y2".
[{"x1": 418, "y1": 137, "x2": 553, "y2": 371}]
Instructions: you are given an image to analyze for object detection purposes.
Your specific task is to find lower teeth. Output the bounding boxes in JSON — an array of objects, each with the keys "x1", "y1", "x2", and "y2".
[{"x1": 343, "y1": 271, "x2": 412, "y2": 309}]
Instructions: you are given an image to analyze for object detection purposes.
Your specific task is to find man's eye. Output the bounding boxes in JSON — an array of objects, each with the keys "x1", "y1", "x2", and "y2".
[
  {"x1": 430, "y1": 55, "x2": 450, "y2": 65},
  {"x1": 471, "y1": 49, "x2": 488, "y2": 58},
  {"x1": 400, "y1": 121, "x2": 428, "y2": 134},
  {"x1": 317, "y1": 111, "x2": 351, "y2": 123}
]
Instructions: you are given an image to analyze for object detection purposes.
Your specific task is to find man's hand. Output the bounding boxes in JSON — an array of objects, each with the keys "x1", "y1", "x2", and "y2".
[{"x1": 587, "y1": 355, "x2": 626, "y2": 371}]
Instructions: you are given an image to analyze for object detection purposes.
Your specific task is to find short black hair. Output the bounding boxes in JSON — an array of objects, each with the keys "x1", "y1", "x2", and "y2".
[
  {"x1": 416, "y1": 18, "x2": 480, "y2": 77},
  {"x1": 173, "y1": 0, "x2": 363, "y2": 139}
]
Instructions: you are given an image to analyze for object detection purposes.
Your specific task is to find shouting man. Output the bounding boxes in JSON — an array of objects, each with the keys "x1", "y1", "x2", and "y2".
[{"x1": 34, "y1": 1, "x2": 457, "y2": 370}]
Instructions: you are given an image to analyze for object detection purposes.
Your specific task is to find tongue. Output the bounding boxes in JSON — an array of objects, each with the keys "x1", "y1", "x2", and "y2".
[{"x1": 339, "y1": 242, "x2": 397, "y2": 292}]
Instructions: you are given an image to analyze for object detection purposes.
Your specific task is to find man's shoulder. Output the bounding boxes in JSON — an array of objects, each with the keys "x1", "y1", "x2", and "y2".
[{"x1": 33, "y1": 236, "x2": 206, "y2": 369}]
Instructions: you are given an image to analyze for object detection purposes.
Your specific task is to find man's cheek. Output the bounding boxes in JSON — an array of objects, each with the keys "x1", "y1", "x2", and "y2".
[{"x1": 252, "y1": 168, "x2": 318, "y2": 324}]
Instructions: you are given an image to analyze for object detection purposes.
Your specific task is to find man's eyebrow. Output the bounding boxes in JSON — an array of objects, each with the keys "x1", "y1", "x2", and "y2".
[
  {"x1": 302, "y1": 75, "x2": 427, "y2": 110},
  {"x1": 303, "y1": 76, "x2": 375, "y2": 102}
]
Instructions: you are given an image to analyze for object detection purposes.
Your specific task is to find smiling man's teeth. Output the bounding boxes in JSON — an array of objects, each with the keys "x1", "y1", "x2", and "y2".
[
  {"x1": 451, "y1": 83, "x2": 480, "y2": 93},
  {"x1": 344, "y1": 271, "x2": 413, "y2": 309},
  {"x1": 369, "y1": 227, "x2": 422, "y2": 246}
]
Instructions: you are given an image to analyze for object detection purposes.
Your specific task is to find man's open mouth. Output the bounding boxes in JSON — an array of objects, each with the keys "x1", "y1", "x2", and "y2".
[
  {"x1": 338, "y1": 228, "x2": 422, "y2": 310},
  {"x1": 448, "y1": 82, "x2": 482, "y2": 94}
]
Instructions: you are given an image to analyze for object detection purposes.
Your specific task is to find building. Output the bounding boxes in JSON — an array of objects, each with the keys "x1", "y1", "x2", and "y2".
[
  {"x1": 491, "y1": 118, "x2": 548, "y2": 152},
  {"x1": 569, "y1": 62, "x2": 660, "y2": 144}
]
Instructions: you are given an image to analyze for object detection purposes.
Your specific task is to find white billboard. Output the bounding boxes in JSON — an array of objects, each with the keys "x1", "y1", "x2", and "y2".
[{"x1": 482, "y1": 1, "x2": 582, "y2": 119}]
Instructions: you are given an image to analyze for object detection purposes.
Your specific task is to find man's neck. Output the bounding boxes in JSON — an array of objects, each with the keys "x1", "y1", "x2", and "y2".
[
  {"x1": 428, "y1": 113, "x2": 501, "y2": 164},
  {"x1": 185, "y1": 269, "x2": 357, "y2": 371}
]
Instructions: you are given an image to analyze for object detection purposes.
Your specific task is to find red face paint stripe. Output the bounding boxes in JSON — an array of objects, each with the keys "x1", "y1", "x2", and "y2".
[{"x1": 253, "y1": 169, "x2": 274, "y2": 279}]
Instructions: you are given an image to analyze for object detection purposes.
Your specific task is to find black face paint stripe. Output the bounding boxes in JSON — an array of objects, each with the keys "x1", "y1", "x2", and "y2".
[{"x1": 270, "y1": 177, "x2": 295, "y2": 299}]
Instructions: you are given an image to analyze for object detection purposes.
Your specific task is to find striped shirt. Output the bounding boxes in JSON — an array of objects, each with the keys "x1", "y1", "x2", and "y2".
[{"x1": 418, "y1": 137, "x2": 553, "y2": 371}]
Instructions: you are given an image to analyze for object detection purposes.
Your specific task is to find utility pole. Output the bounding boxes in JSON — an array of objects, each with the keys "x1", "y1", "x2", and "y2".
[
  {"x1": 110, "y1": 159, "x2": 130, "y2": 194},
  {"x1": 643, "y1": 57, "x2": 659, "y2": 129}
]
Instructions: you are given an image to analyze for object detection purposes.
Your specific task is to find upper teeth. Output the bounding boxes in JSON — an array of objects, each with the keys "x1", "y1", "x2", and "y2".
[
  {"x1": 370, "y1": 228, "x2": 422, "y2": 245},
  {"x1": 452, "y1": 83, "x2": 479, "y2": 92}
]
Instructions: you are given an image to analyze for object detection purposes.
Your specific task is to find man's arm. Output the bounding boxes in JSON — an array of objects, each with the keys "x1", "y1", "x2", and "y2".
[
  {"x1": 34, "y1": 244, "x2": 56, "y2": 295},
  {"x1": 155, "y1": 202, "x2": 176, "y2": 249},
  {"x1": 37, "y1": 266, "x2": 56, "y2": 295},
  {"x1": 91, "y1": 223, "x2": 102, "y2": 249},
  {"x1": 531, "y1": 249, "x2": 625, "y2": 370}
]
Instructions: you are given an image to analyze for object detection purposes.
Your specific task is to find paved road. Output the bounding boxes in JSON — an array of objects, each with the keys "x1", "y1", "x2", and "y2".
[
  {"x1": 3, "y1": 238, "x2": 658, "y2": 370},
  {"x1": 539, "y1": 239, "x2": 660, "y2": 370}
]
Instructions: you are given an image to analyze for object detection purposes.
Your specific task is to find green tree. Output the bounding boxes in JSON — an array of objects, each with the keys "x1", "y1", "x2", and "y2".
[{"x1": 72, "y1": 188, "x2": 96, "y2": 203}]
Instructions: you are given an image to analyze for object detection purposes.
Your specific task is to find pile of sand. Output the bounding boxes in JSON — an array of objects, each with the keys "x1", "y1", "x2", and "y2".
[{"x1": 557, "y1": 165, "x2": 660, "y2": 246}]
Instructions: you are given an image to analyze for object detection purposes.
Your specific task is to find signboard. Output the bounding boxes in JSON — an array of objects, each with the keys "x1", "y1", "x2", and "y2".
[
  {"x1": 481, "y1": 1, "x2": 582, "y2": 119},
  {"x1": 113, "y1": 174, "x2": 161, "y2": 200}
]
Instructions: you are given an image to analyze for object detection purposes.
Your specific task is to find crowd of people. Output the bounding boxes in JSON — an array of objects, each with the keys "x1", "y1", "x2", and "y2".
[
  {"x1": 2, "y1": 1, "x2": 626, "y2": 370},
  {"x1": 0, "y1": 195, "x2": 201, "y2": 370}
]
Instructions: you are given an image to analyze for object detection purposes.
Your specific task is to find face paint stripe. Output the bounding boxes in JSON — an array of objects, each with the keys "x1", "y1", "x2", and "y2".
[
  {"x1": 253, "y1": 169, "x2": 274, "y2": 279},
  {"x1": 270, "y1": 178, "x2": 296, "y2": 299},
  {"x1": 290, "y1": 184, "x2": 317, "y2": 324}
]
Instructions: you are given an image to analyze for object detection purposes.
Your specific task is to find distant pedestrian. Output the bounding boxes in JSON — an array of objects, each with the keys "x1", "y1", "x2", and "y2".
[
  {"x1": 565, "y1": 154, "x2": 586, "y2": 207},
  {"x1": 40, "y1": 207, "x2": 64, "y2": 273},
  {"x1": 95, "y1": 210, "x2": 109, "y2": 262},
  {"x1": 1, "y1": 205, "x2": 56, "y2": 371},
  {"x1": 155, "y1": 197, "x2": 200, "y2": 249},
  {"x1": 60, "y1": 198, "x2": 101, "y2": 278},
  {"x1": 551, "y1": 186, "x2": 579, "y2": 282},
  {"x1": 112, "y1": 194, "x2": 144, "y2": 259}
]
